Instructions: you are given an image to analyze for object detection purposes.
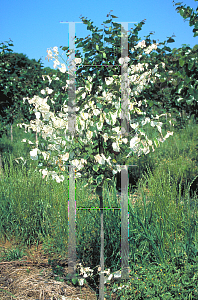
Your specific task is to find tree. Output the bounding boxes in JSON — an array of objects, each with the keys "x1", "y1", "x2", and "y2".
[
  {"x1": 52, "y1": 8, "x2": 197, "y2": 295},
  {"x1": 137, "y1": 1, "x2": 198, "y2": 129},
  {"x1": 173, "y1": 0, "x2": 198, "y2": 37},
  {"x1": 41, "y1": 12, "x2": 176, "y2": 299},
  {"x1": 59, "y1": 13, "x2": 179, "y2": 191}
]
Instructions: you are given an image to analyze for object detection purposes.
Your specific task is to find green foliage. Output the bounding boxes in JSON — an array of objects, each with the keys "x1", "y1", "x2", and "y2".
[
  {"x1": 140, "y1": 44, "x2": 198, "y2": 127},
  {"x1": 47, "y1": 258, "x2": 66, "y2": 282},
  {"x1": 173, "y1": 0, "x2": 198, "y2": 37},
  {"x1": 105, "y1": 262, "x2": 198, "y2": 299},
  {"x1": 0, "y1": 117, "x2": 39, "y2": 176},
  {"x1": 59, "y1": 8, "x2": 198, "y2": 129},
  {"x1": 0, "y1": 246, "x2": 25, "y2": 262},
  {"x1": 57, "y1": 11, "x2": 181, "y2": 193},
  {"x1": 0, "y1": 155, "x2": 68, "y2": 247},
  {"x1": 60, "y1": 11, "x2": 176, "y2": 118},
  {"x1": 133, "y1": 121, "x2": 198, "y2": 199}
]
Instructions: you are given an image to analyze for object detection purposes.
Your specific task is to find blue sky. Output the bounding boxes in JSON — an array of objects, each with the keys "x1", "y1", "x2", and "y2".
[{"x1": 1, "y1": 0, "x2": 198, "y2": 72}]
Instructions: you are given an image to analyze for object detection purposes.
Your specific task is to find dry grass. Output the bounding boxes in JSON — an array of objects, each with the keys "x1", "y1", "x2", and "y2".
[{"x1": 0, "y1": 238, "x2": 98, "y2": 300}]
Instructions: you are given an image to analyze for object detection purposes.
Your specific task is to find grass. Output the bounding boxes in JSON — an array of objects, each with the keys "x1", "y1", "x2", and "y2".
[{"x1": 0, "y1": 115, "x2": 198, "y2": 299}]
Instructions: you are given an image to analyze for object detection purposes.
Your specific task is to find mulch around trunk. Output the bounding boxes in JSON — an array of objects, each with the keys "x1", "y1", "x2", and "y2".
[{"x1": 0, "y1": 240, "x2": 99, "y2": 300}]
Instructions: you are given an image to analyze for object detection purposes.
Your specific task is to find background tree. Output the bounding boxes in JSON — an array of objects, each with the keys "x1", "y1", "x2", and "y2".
[
  {"x1": 137, "y1": 0, "x2": 198, "y2": 129},
  {"x1": 173, "y1": 0, "x2": 198, "y2": 37}
]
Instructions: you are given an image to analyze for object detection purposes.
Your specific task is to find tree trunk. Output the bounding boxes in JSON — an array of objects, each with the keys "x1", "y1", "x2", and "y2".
[
  {"x1": 99, "y1": 194, "x2": 104, "y2": 300},
  {"x1": 120, "y1": 166, "x2": 130, "y2": 280},
  {"x1": 67, "y1": 165, "x2": 77, "y2": 280},
  {"x1": 98, "y1": 134, "x2": 105, "y2": 300}
]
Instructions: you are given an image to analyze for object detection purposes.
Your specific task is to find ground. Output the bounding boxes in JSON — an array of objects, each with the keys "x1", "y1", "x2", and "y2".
[
  {"x1": 0, "y1": 238, "x2": 101, "y2": 300},
  {"x1": 0, "y1": 188, "x2": 152, "y2": 300}
]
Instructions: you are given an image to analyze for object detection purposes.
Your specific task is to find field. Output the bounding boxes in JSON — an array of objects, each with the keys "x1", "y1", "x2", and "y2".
[{"x1": 0, "y1": 117, "x2": 197, "y2": 299}]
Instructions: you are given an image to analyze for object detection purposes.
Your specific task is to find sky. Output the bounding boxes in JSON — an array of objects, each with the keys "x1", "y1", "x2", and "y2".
[{"x1": 1, "y1": 0, "x2": 198, "y2": 73}]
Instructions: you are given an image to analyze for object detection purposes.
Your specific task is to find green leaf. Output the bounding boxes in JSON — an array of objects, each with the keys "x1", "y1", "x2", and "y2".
[
  {"x1": 179, "y1": 58, "x2": 185, "y2": 67},
  {"x1": 178, "y1": 8, "x2": 185, "y2": 17},
  {"x1": 188, "y1": 60, "x2": 194, "y2": 70},
  {"x1": 186, "y1": 95, "x2": 194, "y2": 104},
  {"x1": 148, "y1": 100, "x2": 154, "y2": 107},
  {"x1": 103, "y1": 19, "x2": 111, "y2": 24},
  {"x1": 96, "y1": 103, "x2": 103, "y2": 109},
  {"x1": 93, "y1": 164, "x2": 99, "y2": 172},
  {"x1": 61, "y1": 46, "x2": 69, "y2": 51},
  {"x1": 167, "y1": 37, "x2": 175, "y2": 43},
  {"x1": 103, "y1": 52, "x2": 107, "y2": 59},
  {"x1": 71, "y1": 277, "x2": 79, "y2": 286},
  {"x1": 96, "y1": 174, "x2": 104, "y2": 185},
  {"x1": 194, "y1": 21, "x2": 198, "y2": 29},
  {"x1": 69, "y1": 152, "x2": 75, "y2": 159},
  {"x1": 163, "y1": 46, "x2": 172, "y2": 52},
  {"x1": 159, "y1": 77, "x2": 167, "y2": 83},
  {"x1": 177, "y1": 82, "x2": 184, "y2": 94}
]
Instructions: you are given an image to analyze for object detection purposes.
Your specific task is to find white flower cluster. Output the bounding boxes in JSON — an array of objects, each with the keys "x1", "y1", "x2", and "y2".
[{"x1": 133, "y1": 40, "x2": 158, "y2": 54}]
